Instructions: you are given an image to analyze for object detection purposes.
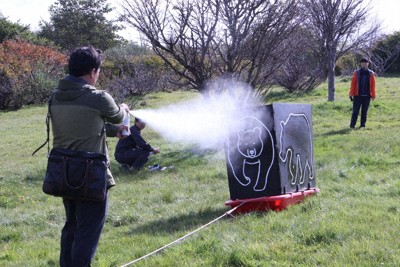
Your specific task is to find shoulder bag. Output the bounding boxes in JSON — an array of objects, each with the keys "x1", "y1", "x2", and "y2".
[{"x1": 33, "y1": 94, "x2": 108, "y2": 201}]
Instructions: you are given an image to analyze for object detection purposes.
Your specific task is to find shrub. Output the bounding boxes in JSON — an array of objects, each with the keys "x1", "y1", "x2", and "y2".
[
  {"x1": 0, "y1": 70, "x2": 13, "y2": 109},
  {"x1": 100, "y1": 43, "x2": 179, "y2": 107},
  {"x1": 0, "y1": 40, "x2": 67, "y2": 109},
  {"x1": 336, "y1": 53, "x2": 357, "y2": 76}
]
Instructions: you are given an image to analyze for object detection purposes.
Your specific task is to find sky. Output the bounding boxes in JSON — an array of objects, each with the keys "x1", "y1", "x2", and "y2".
[
  {"x1": 0, "y1": 0, "x2": 399, "y2": 41},
  {"x1": 0, "y1": 0, "x2": 140, "y2": 41}
]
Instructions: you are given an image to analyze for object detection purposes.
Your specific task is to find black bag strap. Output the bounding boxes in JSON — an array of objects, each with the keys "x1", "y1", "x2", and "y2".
[{"x1": 32, "y1": 94, "x2": 53, "y2": 156}]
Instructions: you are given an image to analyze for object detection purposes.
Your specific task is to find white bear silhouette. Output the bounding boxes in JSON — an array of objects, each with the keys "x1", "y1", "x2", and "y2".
[
  {"x1": 227, "y1": 116, "x2": 274, "y2": 191},
  {"x1": 279, "y1": 113, "x2": 314, "y2": 185}
]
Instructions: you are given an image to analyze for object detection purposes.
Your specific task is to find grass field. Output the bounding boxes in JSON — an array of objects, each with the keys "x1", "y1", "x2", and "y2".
[{"x1": 1, "y1": 77, "x2": 399, "y2": 267}]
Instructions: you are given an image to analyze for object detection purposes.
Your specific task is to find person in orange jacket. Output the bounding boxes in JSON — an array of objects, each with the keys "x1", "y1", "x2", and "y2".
[{"x1": 349, "y1": 57, "x2": 376, "y2": 128}]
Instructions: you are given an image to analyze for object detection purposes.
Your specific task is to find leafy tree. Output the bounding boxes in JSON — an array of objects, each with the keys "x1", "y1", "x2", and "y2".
[
  {"x1": 0, "y1": 15, "x2": 30, "y2": 42},
  {"x1": 39, "y1": 0, "x2": 123, "y2": 51},
  {"x1": 0, "y1": 14, "x2": 52, "y2": 45}
]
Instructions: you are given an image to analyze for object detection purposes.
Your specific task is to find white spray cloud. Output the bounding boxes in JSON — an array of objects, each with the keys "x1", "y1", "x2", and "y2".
[{"x1": 130, "y1": 79, "x2": 262, "y2": 150}]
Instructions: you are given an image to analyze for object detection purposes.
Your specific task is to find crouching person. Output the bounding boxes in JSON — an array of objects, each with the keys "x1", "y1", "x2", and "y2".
[{"x1": 115, "y1": 117, "x2": 160, "y2": 170}]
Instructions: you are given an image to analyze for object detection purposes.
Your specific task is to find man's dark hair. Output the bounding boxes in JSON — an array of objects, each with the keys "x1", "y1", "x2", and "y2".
[
  {"x1": 360, "y1": 57, "x2": 369, "y2": 63},
  {"x1": 68, "y1": 46, "x2": 103, "y2": 77}
]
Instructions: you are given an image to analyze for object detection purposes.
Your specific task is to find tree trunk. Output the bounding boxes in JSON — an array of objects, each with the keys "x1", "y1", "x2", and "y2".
[{"x1": 327, "y1": 50, "x2": 336, "y2": 101}]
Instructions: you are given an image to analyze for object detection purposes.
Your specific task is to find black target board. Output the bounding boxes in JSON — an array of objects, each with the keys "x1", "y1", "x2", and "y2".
[{"x1": 225, "y1": 103, "x2": 316, "y2": 200}]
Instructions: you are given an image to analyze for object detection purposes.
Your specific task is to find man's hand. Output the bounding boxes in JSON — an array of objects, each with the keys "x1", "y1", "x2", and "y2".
[
  {"x1": 153, "y1": 147, "x2": 161, "y2": 154},
  {"x1": 120, "y1": 103, "x2": 130, "y2": 112},
  {"x1": 349, "y1": 96, "x2": 354, "y2": 102},
  {"x1": 116, "y1": 125, "x2": 130, "y2": 139}
]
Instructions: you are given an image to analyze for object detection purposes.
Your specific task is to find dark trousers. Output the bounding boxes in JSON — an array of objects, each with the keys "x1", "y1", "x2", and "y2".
[
  {"x1": 350, "y1": 96, "x2": 371, "y2": 127},
  {"x1": 115, "y1": 149, "x2": 150, "y2": 169},
  {"x1": 60, "y1": 195, "x2": 108, "y2": 267}
]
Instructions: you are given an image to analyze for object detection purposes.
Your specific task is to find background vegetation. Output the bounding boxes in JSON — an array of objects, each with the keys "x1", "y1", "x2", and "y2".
[
  {"x1": 38, "y1": 0, "x2": 123, "y2": 51},
  {"x1": 1, "y1": 76, "x2": 399, "y2": 266},
  {"x1": 0, "y1": 1, "x2": 399, "y2": 265},
  {"x1": 0, "y1": 40, "x2": 67, "y2": 110},
  {"x1": 1, "y1": 0, "x2": 400, "y2": 110}
]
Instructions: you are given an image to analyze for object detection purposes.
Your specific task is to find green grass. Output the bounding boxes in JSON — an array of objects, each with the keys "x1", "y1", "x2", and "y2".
[{"x1": 1, "y1": 77, "x2": 400, "y2": 266}]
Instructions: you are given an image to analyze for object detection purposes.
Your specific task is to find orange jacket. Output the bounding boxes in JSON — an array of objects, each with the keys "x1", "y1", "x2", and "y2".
[{"x1": 349, "y1": 68, "x2": 376, "y2": 98}]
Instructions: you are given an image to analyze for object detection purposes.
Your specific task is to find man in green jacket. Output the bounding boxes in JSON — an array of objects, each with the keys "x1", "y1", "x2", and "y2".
[{"x1": 50, "y1": 46, "x2": 129, "y2": 266}]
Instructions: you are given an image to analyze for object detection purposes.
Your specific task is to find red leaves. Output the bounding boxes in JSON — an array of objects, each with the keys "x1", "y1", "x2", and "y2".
[
  {"x1": 0, "y1": 40, "x2": 67, "y2": 79},
  {"x1": 0, "y1": 40, "x2": 68, "y2": 109}
]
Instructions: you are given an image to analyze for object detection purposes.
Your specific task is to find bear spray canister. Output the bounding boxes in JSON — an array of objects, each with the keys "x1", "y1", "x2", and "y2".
[{"x1": 122, "y1": 111, "x2": 131, "y2": 136}]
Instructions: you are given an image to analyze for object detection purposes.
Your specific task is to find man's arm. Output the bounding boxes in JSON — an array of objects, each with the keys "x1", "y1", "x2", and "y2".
[
  {"x1": 370, "y1": 74, "x2": 376, "y2": 99},
  {"x1": 97, "y1": 92, "x2": 129, "y2": 137},
  {"x1": 97, "y1": 92, "x2": 128, "y2": 124},
  {"x1": 106, "y1": 124, "x2": 129, "y2": 138},
  {"x1": 349, "y1": 71, "x2": 357, "y2": 97}
]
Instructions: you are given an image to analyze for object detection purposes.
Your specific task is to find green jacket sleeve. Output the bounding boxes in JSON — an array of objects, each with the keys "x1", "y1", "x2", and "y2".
[
  {"x1": 105, "y1": 123, "x2": 119, "y2": 137},
  {"x1": 97, "y1": 91, "x2": 126, "y2": 124}
]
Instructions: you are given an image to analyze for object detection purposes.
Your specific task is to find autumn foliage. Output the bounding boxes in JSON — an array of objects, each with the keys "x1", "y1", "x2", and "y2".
[{"x1": 0, "y1": 40, "x2": 67, "y2": 109}]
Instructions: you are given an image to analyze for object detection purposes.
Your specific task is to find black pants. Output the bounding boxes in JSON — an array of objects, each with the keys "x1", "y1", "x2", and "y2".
[
  {"x1": 350, "y1": 96, "x2": 371, "y2": 127},
  {"x1": 60, "y1": 195, "x2": 108, "y2": 267},
  {"x1": 115, "y1": 149, "x2": 150, "y2": 169}
]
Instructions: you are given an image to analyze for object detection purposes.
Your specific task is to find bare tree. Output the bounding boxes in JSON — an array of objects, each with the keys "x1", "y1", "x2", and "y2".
[
  {"x1": 121, "y1": 0, "x2": 300, "y2": 95},
  {"x1": 120, "y1": 0, "x2": 219, "y2": 92},
  {"x1": 213, "y1": 0, "x2": 299, "y2": 92},
  {"x1": 211, "y1": 0, "x2": 268, "y2": 75},
  {"x1": 275, "y1": 27, "x2": 326, "y2": 92},
  {"x1": 302, "y1": 0, "x2": 380, "y2": 101}
]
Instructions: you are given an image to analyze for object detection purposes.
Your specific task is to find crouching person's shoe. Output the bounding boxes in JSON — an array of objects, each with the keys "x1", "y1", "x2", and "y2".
[
  {"x1": 148, "y1": 164, "x2": 161, "y2": 171},
  {"x1": 119, "y1": 164, "x2": 130, "y2": 171}
]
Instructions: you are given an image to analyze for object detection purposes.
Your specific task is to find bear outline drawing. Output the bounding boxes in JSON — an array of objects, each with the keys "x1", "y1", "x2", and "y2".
[
  {"x1": 278, "y1": 113, "x2": 314, "y2": 185},
  {"x1": 227, "y1": 116, "x2": 275, "y2": 192}
]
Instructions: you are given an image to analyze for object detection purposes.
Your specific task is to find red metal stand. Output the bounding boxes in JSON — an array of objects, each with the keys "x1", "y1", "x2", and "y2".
[{"x1": 225, "y1": 188, "x2": 320, "y2": 213}]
